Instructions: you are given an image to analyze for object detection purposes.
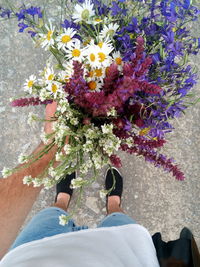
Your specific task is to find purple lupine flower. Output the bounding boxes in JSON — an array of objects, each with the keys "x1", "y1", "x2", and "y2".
[
  {"x1": 124, "y1": 119, "x2": 132, "y2": 131},
  {"x1": 18, "y1": 22, "x2": 29, "y2": 32},
  {"x1": 26, "y1": 6, "x2": 43, "y2": 18},
  {"x1": 61, "y1": 19, "x2": 80, "y2": 30},
  {"x1": 182, "y1": 0, "x2": 191, "y2": 9},
  {"x1": 15, "y1": 9, "x2": 26, "y2": 21},
  {"x1": 0, "y1": 7, "x2": 12, "y2": 18},
  {"x1": 28, "y1": 30, "x2": 37, "y2": 37},
  {"x1": 110, "y1": 2, "x2": 127, "y2": 16}
]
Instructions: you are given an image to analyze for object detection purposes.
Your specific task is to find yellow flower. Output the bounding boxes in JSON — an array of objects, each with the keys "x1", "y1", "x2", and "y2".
[{"x1": 139, "y1": 128, "x2": 150, "y2": 136}]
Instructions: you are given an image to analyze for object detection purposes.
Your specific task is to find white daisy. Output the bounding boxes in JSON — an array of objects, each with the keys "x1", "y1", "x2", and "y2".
[
  {"x1": 72, "y1": 0, "x2": 95, "y2": 23},
  {"x1": 97, "y1": 39, "x2": 113, "y2": 51},
  {"x1": 65, "y1": 40, "x2": 85, "y2": 62},
  {"x1": 39, "y1": 21, "x2": 55, "y2": 50},
  {"x1": 24, "y1": 75, "x2": 37, "y2": 94},
  {"x1": 47, "y1": 81, "x2": 62, "y2": 98},
  {"x1": 96, "y1": 47, "x2": 113, "y2": 68},
  {"x1": 44, "y1": 66, "x2": 55, "y2": 83},
  {"x1": 56, "y1": 28, "x2": 77, "y2": 50},
  {"x1": 85, "y1": 45, "x2": 100, "y2": 68},
  {"x1": 94, "y1": 68, "x2": 106, "y2": 81},
  {"x1": 99, "y1": 23, "x2": 119, "y2": 39},
  {"x1": 87, "y1": 67, "x2": 105, "y2": 83},
  {"x1": 112, "y1": 51, "x2": 123, "y2": 71},
  {"x1": 88, "y1": 79, "x2": 102, "y2": 91},
  {"x1": 57, "y1": 61, "x2": 74, "y2": 83}
]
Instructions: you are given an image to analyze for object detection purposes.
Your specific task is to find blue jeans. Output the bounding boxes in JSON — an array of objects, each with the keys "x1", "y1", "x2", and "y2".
[{"x1": 10, "y1": 207, "x2": 136, "y2": 250}]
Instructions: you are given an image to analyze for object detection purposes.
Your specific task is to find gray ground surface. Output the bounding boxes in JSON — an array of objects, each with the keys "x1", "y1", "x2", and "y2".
[{"x1": 0, "y1": 0, "x2": 200, "y2": 249}]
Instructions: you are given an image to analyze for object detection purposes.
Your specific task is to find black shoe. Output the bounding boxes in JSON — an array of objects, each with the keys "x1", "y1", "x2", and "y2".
[
  {"x1": 105, "y1": 167, "x2": 123, "y2": 204},
  {"x1": 55, "y1": 172, "x2": 76, "y2": 202}
]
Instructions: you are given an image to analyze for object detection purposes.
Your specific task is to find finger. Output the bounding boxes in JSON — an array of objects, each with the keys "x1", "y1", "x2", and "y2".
[{"x1": 45, "y1": 101, "x2": 57, "y2": 120}]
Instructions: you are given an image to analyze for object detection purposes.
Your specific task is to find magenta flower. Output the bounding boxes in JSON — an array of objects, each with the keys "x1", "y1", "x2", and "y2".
[{"x1": 11, "y1": 97, "x2": 52, "y2": 107}]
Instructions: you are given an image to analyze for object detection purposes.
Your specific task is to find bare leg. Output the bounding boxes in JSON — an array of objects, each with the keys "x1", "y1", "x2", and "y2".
[
  {"x1": 53, "y1": 193, "x2": 70, "y2": 212},
  {"x1": 107, "y1": 196, "x2": 124, "y2": 215}
]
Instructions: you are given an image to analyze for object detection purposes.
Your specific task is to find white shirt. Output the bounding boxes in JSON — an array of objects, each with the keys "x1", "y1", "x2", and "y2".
[{"x1": 0, "y1": 224, "x2": 159, "y2": 267}]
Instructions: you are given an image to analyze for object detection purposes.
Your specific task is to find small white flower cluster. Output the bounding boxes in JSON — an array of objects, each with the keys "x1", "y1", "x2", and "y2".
[
  {"x1": 99, "y1": 189, "x2": 108, "y2": 199},
  {"x1": 55, "y1": 151, "x2": 65, "y2": 162},
  {"x1": 59, "y1": 214, "x2": 69, "y2": 226},
  {"x1": 91, "y1": 152, "x2": 108, "y2": 169},
  {"x1": 48, "y1": 167, "x2": 65, "y2": 181},
  {"x1": 57, "y1": 99, "x2": 70, "y2": 114},
  {"x1": 53, "y1": 119, "x2": 71, "y2": 147},
  {"x1": 27, "y1": 112, "x2": 39, "y2": 127},
  {"x1": 70, "y1": 177, "x2": 87, "y2": 189},
  {"x1": 23, "y1": 174, "x2": 57, "y2": 189},
  {"x1": 80, "y1": 160, "x2": 93, "y2": 175},
  {"x1": 40, "y1": 128, "x2": 50, "y2": 145},
  {"x1": 99, "y1": 123, "x2": 121, "y2": 156},
  {"x1": 64, "y1": 144, "x2": 72, "y2": 155},
  {"x1": 107, "y1": 107, "x2": 117, "y2": 117},
  {"x1": 99, "y1": 136, "x2": 121, "y2": 156},
  {"x1": 101, "y1": 123, "x2": 113, "y2": 134},
  {"x1": 23, "y1": 175, "x2": 33, "y2": 185},
  {"x1": 83, "y1": 140, "x2": 93, "y2": 153},
  {"x1": 126, "y1": 137, "x2": 134, "y2": 148},
  {"x1": 42, "y1": 177, "x2": 55, "y2": 189},
  {"x1": 18, "y1": 153, "x2": 29, "y2": 164},
  {"x1": 23, "y1": 176, "x2": 43, "y2": 187},
  {"x1": 1, "y1": 167, "x2": 13, "y2": 178},
  {"x1": 70, "y1": 117, "x2": 79, "y2": 126},
  {"x1": 84, "y1": 125, "x2": 100, "y2": 139}
]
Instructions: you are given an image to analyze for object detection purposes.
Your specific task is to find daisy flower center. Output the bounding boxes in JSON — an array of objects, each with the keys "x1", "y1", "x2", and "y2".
[
  {"x1": 95, "y1": 68, "x2": 103, "y2": 77},
  {"x1": 90, "y1": 53, "x2": 96, "y2": 62},
  {"x1": 98, "y1": 52, "x2": 106, "y2": 62},
  {"x1": 88, "y1": 81, "x2": 97, "y2": 90},
  {"x1": 51, "y1": 84, "x2": 58, "y2": 93},
  {"x1": 28, "y1": 80, "x2": 34, "y2": 88},
  {"x1": 47, "y1": 31, "x2": 53, "y2": 41},
  {"x1": 89, "y1": 70, "x2": 94, "y2": 77},
  {"x1": 61, "y1": 35, "x2": 71, "y2": 43},
  {"x1": 48, "y1": 74, "x2": 54, "y2": 80},
  {"x1": 107, "y1": 29, "x2": 115, "y2": 36},
  {"x1": 72, "y1": 49, "x2": 81, "y2": 57},
  {"x1": 98, "y1": 42, "x2": 103, "y2": 48},
  {"x1": 115, "y1": 57, "x2": 122, "y2": 65},
  {"x1": 81, "y1": 9, "x2": 90, "y2": 20}
]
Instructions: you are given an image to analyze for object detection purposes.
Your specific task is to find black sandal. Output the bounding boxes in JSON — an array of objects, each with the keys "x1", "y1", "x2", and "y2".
[
  {"x1": 105, "y1": 167, "x2": 123, "y2": 212},
  {"x1": 55, "y1": 172, "x2": 76, "y2": 203}
]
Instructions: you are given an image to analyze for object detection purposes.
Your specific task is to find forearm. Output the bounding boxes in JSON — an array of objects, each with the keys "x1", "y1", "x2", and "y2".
[{"x1": 0, "y1": 142, "x2": 57, "y2": 259}]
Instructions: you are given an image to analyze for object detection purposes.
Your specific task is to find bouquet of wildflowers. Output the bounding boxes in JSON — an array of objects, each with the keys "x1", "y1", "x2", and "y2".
[{"x1": 1, "y1": 0, "x2": 200, "y2": 193}]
